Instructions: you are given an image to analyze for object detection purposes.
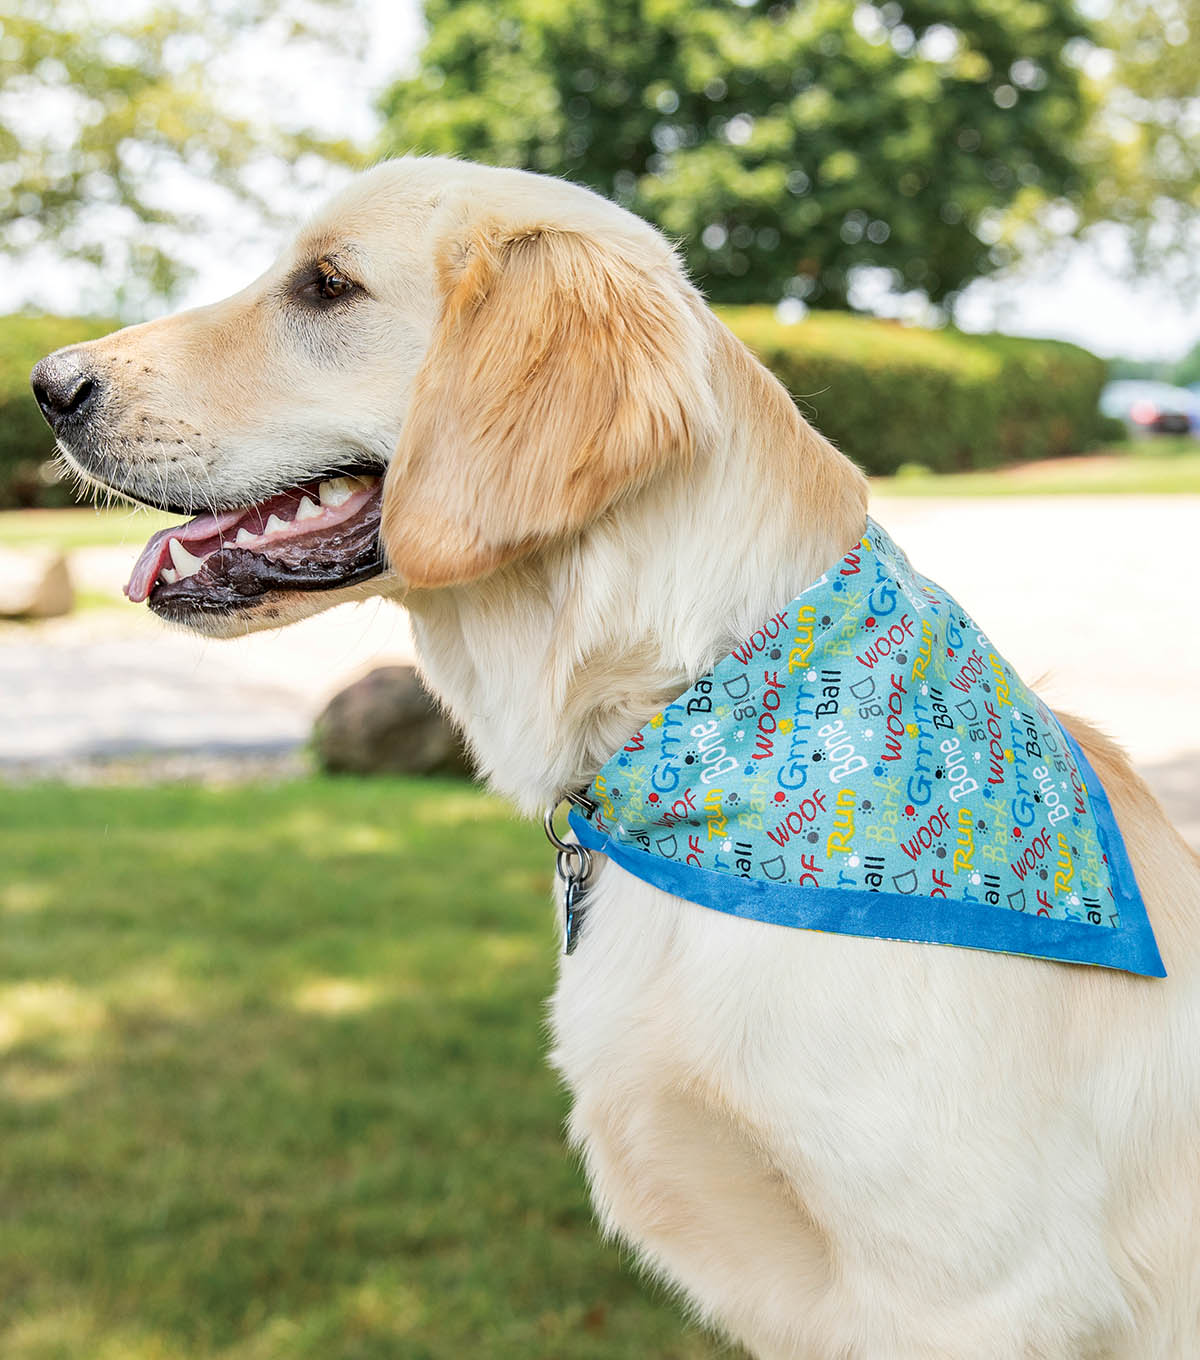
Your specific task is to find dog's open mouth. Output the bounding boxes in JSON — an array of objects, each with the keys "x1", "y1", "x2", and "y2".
[{"x1": 125, "y1": 472, "x2": 385, "y2": 617}]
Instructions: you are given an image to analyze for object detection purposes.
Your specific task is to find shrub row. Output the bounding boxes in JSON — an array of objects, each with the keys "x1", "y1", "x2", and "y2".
[
  {"x1": 718, "y1": 308, "x2": 1113, "y2": 476},
  {"x1": 0, "y1": 310, "x2": 1112, "y2": 509},
  {"x1": 0, "y1": 314, "x2": 115, "y2": 510}
]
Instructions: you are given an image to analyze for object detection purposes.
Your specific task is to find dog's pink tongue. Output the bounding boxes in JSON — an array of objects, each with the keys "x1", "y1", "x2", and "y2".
[{"x1": 124, "y1": 508, "x2": 246, "y2": 603}]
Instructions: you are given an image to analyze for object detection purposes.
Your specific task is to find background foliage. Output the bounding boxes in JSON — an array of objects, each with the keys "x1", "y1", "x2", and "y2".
[
  {"x1": 1080, "y1": 0, "x2": 1200, "y2": 286},
  {"x1": 0, "y1": 0, "x2": 360, "y2": 313},
  {"x1": 721, "y1": 308, "x2": 1111, "y2": 473},
  {"x1": 1, "y1": 0, "x2": 1197, "y2": 320},
  {"x1": 0, "y1": 314, "x2": 113, "y2": 508},
  {"x1": 380, "y1": 0, "x2": 1094, "y2": 308}
]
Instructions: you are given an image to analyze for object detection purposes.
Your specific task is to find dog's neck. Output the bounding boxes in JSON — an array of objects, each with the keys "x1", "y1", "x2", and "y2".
[{"x1": 403, "y1": 319, "x2": 868, "y2": 816}]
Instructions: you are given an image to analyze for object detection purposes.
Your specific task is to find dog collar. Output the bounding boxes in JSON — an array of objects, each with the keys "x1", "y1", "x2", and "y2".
[{"x1": 569, "y1": 519, "x2": 1164, "y2": 977}]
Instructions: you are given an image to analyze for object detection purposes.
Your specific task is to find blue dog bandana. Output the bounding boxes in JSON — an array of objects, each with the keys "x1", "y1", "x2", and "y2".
[{"x1": 569, "y1": 520, "x2": 1164, "y2": 977}]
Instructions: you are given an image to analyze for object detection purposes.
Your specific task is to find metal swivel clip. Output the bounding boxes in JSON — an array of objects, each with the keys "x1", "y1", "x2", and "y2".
[{"x1": 543, "y1": 791, "x2": 597, "y2": 954}]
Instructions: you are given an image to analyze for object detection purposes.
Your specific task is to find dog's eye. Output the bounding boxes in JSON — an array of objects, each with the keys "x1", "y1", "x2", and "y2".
[{"x1": 316, "y1": 270, "x2": 353, "y2": 301}]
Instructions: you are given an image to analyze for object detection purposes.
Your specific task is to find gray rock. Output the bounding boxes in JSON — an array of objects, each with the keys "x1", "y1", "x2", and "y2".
[{"x1": 313, "y1": 664, "x2": 472, "y2": 777}]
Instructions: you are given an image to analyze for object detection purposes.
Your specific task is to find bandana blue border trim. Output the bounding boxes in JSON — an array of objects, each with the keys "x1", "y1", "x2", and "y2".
[{"x1": 569, "y1": 728, "x2": 1165, "y2": 978}]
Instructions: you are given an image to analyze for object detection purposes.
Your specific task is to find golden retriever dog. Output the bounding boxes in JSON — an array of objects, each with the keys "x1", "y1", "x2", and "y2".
[{"x1": 33, "y1": 157, "x2": 1200, "y2": 1359}]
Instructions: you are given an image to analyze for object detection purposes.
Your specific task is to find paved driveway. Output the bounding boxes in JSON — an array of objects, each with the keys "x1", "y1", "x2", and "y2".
[
  {"x1": 872, "y1": 496, "x2": 1199, "y2": 848},
  {"x1": 2, "y1": 496, "x2": 1197, "y2": 846},
  {"x1": 0, "y1": 591, "x2": 415, "y2": 772}
]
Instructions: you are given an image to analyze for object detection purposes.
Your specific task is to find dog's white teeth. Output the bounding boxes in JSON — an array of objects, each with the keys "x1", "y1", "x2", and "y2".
[
  {"x1": 236, "y1": 527, "x2": 257, "y2": 547},
  {"x1": 160, "y1": 567, "x2": 178, "y2": 585},
  {"x1": 264, "y1": 513, "x2": 290, "y2": 536},
  {"x1": 353, "y1": 474, "x2": 379, "y2": 489},
  {"x1": 318, "y1": 476, "x2": 354, "y2": 508},
  {"x1": 295, "y1": 496, "x2": 322, "y2": 522},
  {"x1": 168, "y1": 538, "x2": 206, "y2": 579}
]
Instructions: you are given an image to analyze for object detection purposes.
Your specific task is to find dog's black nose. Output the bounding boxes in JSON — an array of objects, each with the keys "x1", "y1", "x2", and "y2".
[{"x1": 30, "y1": 351, "x2": 100, "y2": 432}]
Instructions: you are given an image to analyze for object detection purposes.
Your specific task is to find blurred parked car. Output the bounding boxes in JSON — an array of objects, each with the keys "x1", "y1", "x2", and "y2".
[{"x1": 1100, "y1": 380, "x2": 1199, "y2": 436}]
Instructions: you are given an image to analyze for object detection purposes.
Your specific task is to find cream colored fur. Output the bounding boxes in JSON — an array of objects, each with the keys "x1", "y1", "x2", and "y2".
[{"x1": 53, "y1": 157, "x2": 1200, "y2": 1358}]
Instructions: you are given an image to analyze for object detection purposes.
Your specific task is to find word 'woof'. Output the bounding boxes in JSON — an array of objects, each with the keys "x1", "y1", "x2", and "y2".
[
  {"x1": 855, "y1": 612, "x2": 914, "y2": 670},
  {"x1": 731, "y1": 611, "x2": 790, "y2": 666}
]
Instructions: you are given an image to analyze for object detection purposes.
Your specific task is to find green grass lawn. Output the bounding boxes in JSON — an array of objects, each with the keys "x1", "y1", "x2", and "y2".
[
  {"x1": 872, "y1": 436, "x2": 1200, "y2": 496},
  {"x1": 0, "y1": 505, "x2": 176, "y2": 551},
  {"x1": 0, "y1": 777, "x2": 724, "y2": 1360}
]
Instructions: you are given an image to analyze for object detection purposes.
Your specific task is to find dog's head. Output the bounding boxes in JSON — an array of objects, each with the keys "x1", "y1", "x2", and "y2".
[{"x1": 31, "y1": 157, "x2": 715, "y2": 636}]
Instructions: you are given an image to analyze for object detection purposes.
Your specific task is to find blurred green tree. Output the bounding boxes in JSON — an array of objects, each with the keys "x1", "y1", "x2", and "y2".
[
  {"x1": 1083, "y1": 0, "x2": 1200, "y2": 283},
  {"x1": 0, "y1": 0, "x2": 360, "y2": 314},
  {"x1": 378, "y1": 0, "x2": 1094, "y2": 307}
]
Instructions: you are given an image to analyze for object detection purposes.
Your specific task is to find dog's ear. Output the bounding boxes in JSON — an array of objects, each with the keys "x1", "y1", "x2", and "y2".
[{"x1": 381, "y1": 221, "x2": 708, "y2": 589}]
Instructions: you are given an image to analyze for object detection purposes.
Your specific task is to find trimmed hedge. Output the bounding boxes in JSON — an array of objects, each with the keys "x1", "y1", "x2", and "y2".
[
  {"x1": 0, "y1": 314, "x2": 116, "y2": 509},
  {"x1": 718, "y1": 308, "x2": 1110, "y2": 476},
  {"x1": 0, "y1": 310, "x2": 1111, "y2": 508}
]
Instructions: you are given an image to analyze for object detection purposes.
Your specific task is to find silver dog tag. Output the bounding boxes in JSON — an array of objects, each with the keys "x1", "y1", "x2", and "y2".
[{"x1": 563, "y1": 876, "x2": 589, "y2": 955}]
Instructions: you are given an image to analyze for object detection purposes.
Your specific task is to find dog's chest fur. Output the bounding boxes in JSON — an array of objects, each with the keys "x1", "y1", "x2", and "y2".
[{"x1": 547, "y1": 850, "x2": 1200, "y2": 1360}]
